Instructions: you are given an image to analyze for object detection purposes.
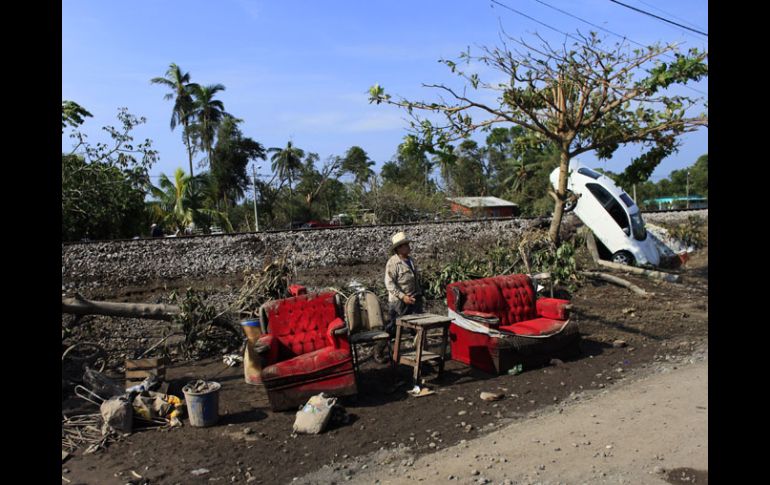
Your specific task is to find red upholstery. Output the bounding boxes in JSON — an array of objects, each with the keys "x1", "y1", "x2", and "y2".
[
  {"x1": 262, "y1": 347, "x2": 353, "y2": 380},
  {"x1": 536, "y1": 298, "x2": 570, "y2": 320},
  {"x1": 258, "y1": 291, "x2": 357, "y2": 410},
  {"x1": 447, "y1": 274, "x2": 577, "y2": 374}
]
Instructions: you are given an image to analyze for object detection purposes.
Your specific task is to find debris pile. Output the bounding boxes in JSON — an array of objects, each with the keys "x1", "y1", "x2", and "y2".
[
  {"x1": 232, "y1": 257, "x2": 294, "y2": 320},
  {"x1": 62, "y1": 369, "x2": 186, "y2": 456}
]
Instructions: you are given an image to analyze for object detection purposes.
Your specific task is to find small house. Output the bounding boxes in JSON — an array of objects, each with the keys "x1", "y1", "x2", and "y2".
[{"x1": 447, "y1": 196, "x2": 519, "y2": 218}]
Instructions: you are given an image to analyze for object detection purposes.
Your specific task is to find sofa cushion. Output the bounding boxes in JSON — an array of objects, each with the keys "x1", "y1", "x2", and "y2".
[
  {"x1": 262, "y1": 347, "x2": 353, "y2": 381},
  {"x1": 500, "y1": 317, "x2": 566, "y2": 336},
  {"x1": 263, "y1": 291, "x2": 341, "y2": 358},
  {"x1": 536, "y1": 297, "x2": 570, "y2": 320}
]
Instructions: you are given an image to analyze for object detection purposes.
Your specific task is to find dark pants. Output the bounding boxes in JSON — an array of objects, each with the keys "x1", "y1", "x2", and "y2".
[{"x1": 385, "y1": 296, "x2": 424, "y2": 337}]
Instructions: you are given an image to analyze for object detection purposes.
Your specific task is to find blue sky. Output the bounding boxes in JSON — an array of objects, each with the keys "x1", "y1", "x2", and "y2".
[{"x1": 62, "y1": 0, "x2": 708, "y2": 185}]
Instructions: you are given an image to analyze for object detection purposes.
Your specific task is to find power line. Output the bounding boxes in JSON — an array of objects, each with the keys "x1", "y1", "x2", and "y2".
[
  {"x1": 488, "y1": 0, "x2": 707, "y2": 97},
  {"x1": 635, "y1": 0, "x2": 707, "y2": 33},
  {"x1": 608, "y1": 0, "x2": 708, "y2": 37},
  {"x1": 526, "y1": 0, "x2": 707, "y2": 96}
]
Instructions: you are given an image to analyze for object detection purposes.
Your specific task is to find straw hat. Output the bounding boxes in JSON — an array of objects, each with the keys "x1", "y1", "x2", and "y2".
[{"x1": 390, "y1": 231, "x2": 411, "y2": 253}]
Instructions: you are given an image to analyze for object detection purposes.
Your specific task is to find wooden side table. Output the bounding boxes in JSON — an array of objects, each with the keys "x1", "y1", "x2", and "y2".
[{"x1": 392, "y1": 313, "x2": 453, "y2": 385}]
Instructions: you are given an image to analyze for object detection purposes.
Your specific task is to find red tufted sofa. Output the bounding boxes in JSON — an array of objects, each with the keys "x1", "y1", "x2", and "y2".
[
  {"x1": 446, "y1": 274, "x2": 580, "y2": 375},
  {"x1": 256, "y1": 291, "x2": 357, "y2": 411}
]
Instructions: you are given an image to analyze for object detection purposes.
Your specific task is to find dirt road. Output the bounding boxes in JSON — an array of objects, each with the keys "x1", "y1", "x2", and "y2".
[{"x1": 300, "y1": 356, "x2": 708, "y2": 485}]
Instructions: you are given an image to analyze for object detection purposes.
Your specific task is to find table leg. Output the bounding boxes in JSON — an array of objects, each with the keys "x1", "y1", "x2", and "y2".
[
  {"x1": 413, "y1": 328, "x2": 425, "y2": 385},
  {"x1": 392, "y1": 324, "x2": 403, "y2": 370},
  {"x1": 437, "y1": 323, "x2": 449, "y2": 377}
]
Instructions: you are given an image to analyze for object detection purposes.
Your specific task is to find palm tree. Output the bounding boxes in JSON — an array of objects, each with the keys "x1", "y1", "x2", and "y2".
[
  {"x1": 502, "y1": 157, "x2": 540, "y2": 193},
  {"x1": 268, "y1": 141, "x2": 304, "y2": 193},
  {"x1": 151, "y1": 64, "x2": 200, "y2": 177},
  {"x1": 148, "y1": 168, "x2": 197, "y2": 232},
  {"x1": 432, "y1": 147, "x2": 457, "y2": 194},
  {"x1": 341, "y1": 146, "x2": 375, "y2": 189},
  {"x1": 148, "y1": 168, "x2": 233, "y2": 234},
  {"x1": 190, "y1": 84, "x2": 230, "y2": 170}
]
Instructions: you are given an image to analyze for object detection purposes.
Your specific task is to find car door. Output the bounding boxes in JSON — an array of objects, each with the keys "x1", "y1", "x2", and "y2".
[{"x1": 575, "y1": 182, "x2": 631, "y2": 254}]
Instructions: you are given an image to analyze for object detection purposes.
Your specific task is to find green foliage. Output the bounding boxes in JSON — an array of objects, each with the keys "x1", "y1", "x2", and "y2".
[
  {"x1": 210, "y1": 117, "x2": 266, "y2": 210},
  {"x1": 268, "y1": 141, "x2": 304, "y2": 191},
  {"x1": 663, "y1": 216, "x2": 707, "y2": 249},
  {"x1": 380, "y1": 135, "x2": 436, "y2": 192},
  {"x1": 623, "y1": 153, "x2": 708, "y2": 209},
  {"x1": 341, "y1": 146, "x2": 375, "y2": 187},
  {"x1": 442, "y1": 139, "x2": 488, "y2": 196},
  {"x1": 62, "y1": 108, "x2": 158, "y2": 240},
  {"x1": 62, "y1": 154, "x2": 149, "y2": 240},
  {"x1": 421, "y1": 241, "x2": 520, "y2": 300},
  {"x1": 531, "y1": 241, "x2": 579, "y2": 290},
  {"x1": 62, "y1": 100, "x2": 92, "y2": 131},
  {"x1": 362, "y1": 184, "x2": 447, "y2": 224},
  {"x1": 616, "y1": 138, "x2": 677, "y2": 188},
  {"x1": 170, "y1": 288, "x2": 222, "y2": 359},
  {"x1": 497, "y1": 142, "x2": 560, "y2": 216},
  {"x1": 421, "y1": 238, "x2": 580, "y2": 299},
  {"x1": 151, "y1": 63, "x2": 200, "y2": 176},
  {"x1": 190, "y1": 83, "x2": 230, "y2": 168}
]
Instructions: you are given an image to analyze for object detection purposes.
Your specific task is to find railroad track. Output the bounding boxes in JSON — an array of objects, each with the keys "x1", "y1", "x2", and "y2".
[{"x1": 62, "y1": 207, "x2": 707, "y2": 245}]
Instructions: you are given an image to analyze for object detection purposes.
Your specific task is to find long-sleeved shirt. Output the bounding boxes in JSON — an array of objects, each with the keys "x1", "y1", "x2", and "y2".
[{"x1": 385, "y1": 254, "x2": 421, "y2": 303}]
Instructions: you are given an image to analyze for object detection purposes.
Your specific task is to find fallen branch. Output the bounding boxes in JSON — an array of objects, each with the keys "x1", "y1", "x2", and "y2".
[
  {"x1": 62, "y1": 294, "x2": 179, "y2": 321},
  {"x1": 61, "y1": 295, "x2": 236, "y2": 334},
  {"x1": 579, "y1": 271, "x2": 651, "y2": 297},
  {"x1": 580, "y1": 229, "x2": 680, "y2": 282},
  {"x1": 594, "y1": 260, "x2": 681, "y2": 283}
]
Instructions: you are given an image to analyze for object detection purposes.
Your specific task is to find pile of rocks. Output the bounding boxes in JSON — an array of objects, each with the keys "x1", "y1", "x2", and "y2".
[{"x1": 62, "y1": 218, "x2": 545, "y2": 288}]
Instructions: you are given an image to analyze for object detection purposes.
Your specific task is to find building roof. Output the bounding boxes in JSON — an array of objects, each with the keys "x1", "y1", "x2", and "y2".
[{"x1": 447, "y1": 196, "x2": 518, "y2": 208}]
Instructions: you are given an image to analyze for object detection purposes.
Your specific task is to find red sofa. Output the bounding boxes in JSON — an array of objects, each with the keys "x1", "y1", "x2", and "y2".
[
  {"x1": 256, "y1": 291, "x2": 357, "y2": 411},
  {"x1": 446, "y1": 274, "x2": 579, "y2": 375}
]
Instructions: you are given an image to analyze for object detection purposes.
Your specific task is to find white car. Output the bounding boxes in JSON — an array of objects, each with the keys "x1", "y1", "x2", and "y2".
[{"x1": 549, "y1": 160, "x2": 660, "y2": 267}]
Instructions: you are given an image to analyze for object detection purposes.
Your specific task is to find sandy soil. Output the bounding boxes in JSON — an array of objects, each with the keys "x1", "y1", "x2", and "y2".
[{"x1": 303, "y1": 354, "x2": 707, "y2": 485}]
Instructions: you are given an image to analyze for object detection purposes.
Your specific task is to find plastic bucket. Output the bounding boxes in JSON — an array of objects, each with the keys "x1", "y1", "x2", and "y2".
[
  {"x1": 240, "y1": 319, "x2": 262, "y2": 343},
  {"x1": 182, "y1": 381, "x2": 221, "y2": 427}
]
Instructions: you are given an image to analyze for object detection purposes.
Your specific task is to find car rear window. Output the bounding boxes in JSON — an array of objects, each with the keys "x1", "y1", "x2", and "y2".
[
  {"x1": 619, "y1": 193, "x2": 635, "y2": 207},
  {"x1": 577, "y1": 167, "x2": 601, "y2": 179}
]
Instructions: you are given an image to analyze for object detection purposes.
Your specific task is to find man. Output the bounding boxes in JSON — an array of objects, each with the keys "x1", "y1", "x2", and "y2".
[{"x1": 384, "y1": 231, "x2": 423, "y2": 337}]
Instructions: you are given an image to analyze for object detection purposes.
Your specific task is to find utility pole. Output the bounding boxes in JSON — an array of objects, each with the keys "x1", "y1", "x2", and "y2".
[
  {"x1": 252, "y1": 164, "x2": 259, "y2": 232},
  {"x1": 686, "y1": 170, "x2": 690, "y2": 209},
  {"x1": 633, "y1": 184, "x2": 637, "y2": 204}
]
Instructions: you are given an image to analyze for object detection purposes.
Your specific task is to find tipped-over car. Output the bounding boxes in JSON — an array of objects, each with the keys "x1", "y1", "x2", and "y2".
[{"x1": 550, "y1": 160, "x2": 660, "y2": 267}]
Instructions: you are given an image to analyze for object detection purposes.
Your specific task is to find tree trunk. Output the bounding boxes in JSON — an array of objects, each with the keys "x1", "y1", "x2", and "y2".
[
  {"x1": 579, "y1": 271, "x2": 650, "y2": 297},
  {"x1": 183, "y1": 120, "x2": 195, "y2": 178},
  {"x1": 594, "y1": 260, "x2": 681, "y2": 283},
  {"x1": 62, "y1": 295, "x2": 241, "y2": 338},
  {"x1": 62, "y1": 295, "x2": 180, "y2": 321},
  {"x1": 548, "y1": 149, "x2": 571, "y2": 244}
]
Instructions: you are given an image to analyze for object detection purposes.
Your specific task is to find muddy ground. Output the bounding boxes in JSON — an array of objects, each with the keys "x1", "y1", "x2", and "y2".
[{"x1": 61, "y1": 246, "x2": 707, "y2": 485}]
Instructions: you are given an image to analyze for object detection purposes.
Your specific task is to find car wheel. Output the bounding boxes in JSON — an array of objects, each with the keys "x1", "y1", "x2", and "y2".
[{"x1": 611, "y1": 251, "x2": 635, "y2": 266}]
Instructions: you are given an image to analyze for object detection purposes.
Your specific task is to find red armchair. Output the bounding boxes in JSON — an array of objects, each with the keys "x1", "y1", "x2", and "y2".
[
  {"x1": 446, "y1": 274, "x2": 580, "y2": 375},
  {"x1": 256, "y1": 291, "x2": 357, "y2": 411}
]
